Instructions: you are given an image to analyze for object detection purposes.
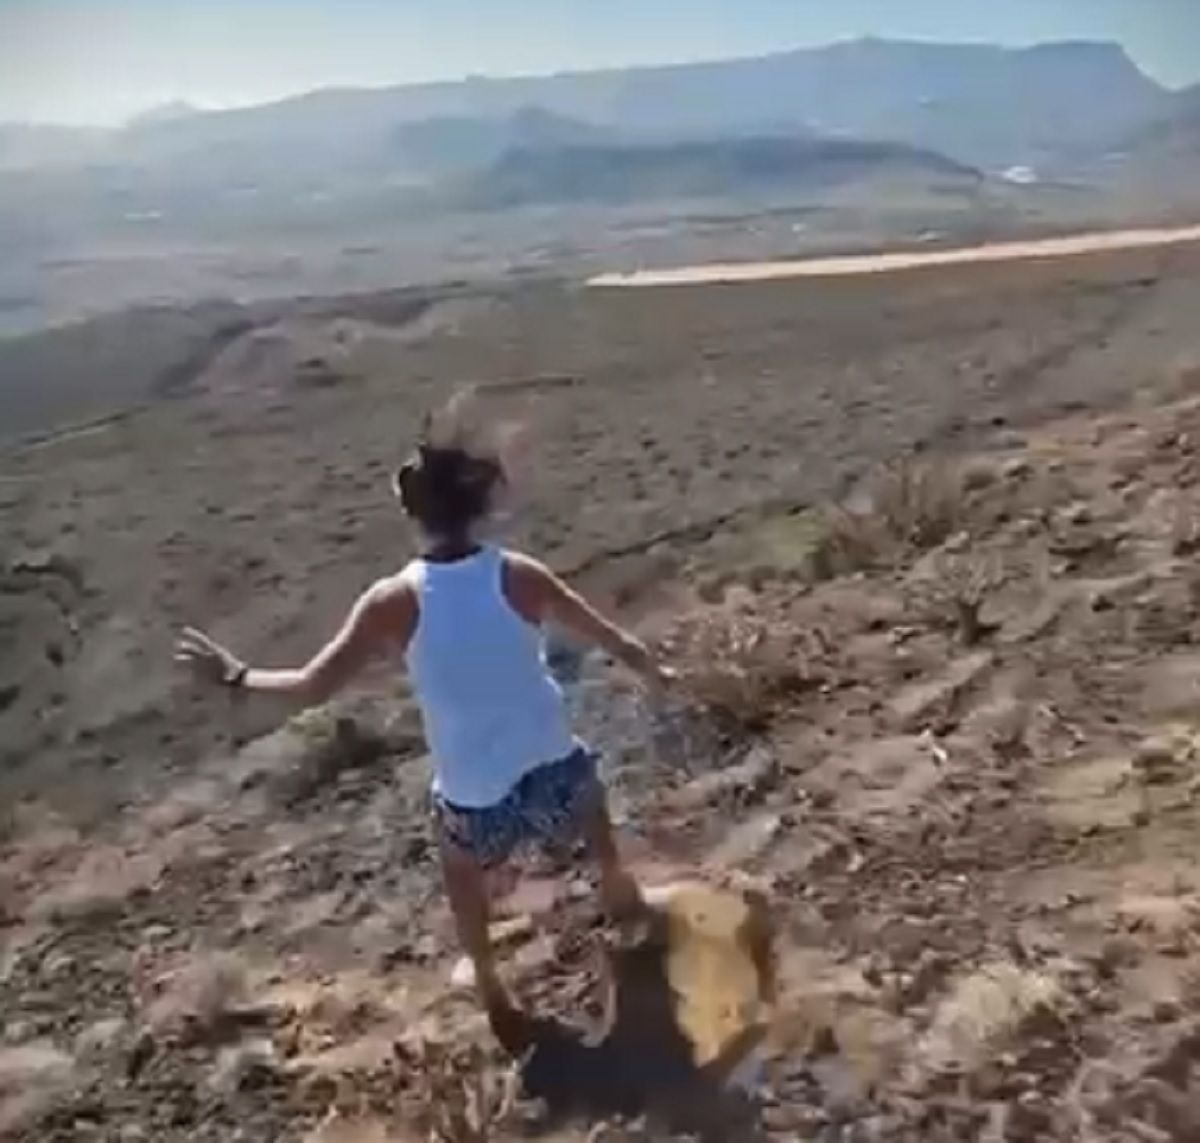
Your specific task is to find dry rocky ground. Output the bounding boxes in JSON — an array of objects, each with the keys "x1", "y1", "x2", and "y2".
[{"x1": 4, "y1": 245, "x2": 1200, "y2": 1139}]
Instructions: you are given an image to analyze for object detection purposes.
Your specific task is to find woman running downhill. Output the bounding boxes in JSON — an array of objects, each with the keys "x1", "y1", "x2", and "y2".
[{"x1": 175, "y1": 405, "x2": 671, "y2": 1031}]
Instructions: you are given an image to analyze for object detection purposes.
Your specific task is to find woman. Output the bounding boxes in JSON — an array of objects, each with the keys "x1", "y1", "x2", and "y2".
[{"x1": 175, "y1": 411, "x2": 671, "y2": 1029}]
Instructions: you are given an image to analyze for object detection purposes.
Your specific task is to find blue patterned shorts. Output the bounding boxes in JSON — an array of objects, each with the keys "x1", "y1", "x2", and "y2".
[{"x1": 433, "y1": 747, "x2": 602, "y2": 868}]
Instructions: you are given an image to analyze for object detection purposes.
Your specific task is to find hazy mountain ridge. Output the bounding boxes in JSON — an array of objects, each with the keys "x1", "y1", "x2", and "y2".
[
  {"x1": 0, "y1": 38, "x2": 1179, "y2": 233},
  {"x1": 0, "y1": 123, "x2": 108, "y2": 171},
  {"x1": 0, "y1": 38, "x2": 1175, "y2": 175},
  {"x1": 389, "y1": 106, "x2": 621, "y2": 175},
  {"x1": 456, "y1": 135, "x2": 982, "y2": 209},
  {"x1": 1134, "y1": 83, "x2": 1200, "y2": 146}
]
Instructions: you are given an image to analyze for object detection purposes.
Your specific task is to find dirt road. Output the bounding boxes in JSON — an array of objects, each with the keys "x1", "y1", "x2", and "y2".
[{"x1": 589, "y1": 222, "x2": 1200, "y2": 287}]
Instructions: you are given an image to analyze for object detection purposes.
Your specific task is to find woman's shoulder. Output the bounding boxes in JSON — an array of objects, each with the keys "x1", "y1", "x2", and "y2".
[
  {"x1": 385, "y1": 558, "x2": 423, "y2": 582},
  {"x1": 497, "y1": 548, "x2": 547, "y2": 574},
  {"x1": 369, "y1": 566, "x2": 422, "y2": 605},
  {"x1": 496, "y1": 549, "x2": 551, "y2": 624}
]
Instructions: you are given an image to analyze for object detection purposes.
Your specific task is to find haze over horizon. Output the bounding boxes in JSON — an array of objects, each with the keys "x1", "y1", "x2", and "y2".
[{"x1": 1, "y1": 0, "x2": 1197, "y2": 128}]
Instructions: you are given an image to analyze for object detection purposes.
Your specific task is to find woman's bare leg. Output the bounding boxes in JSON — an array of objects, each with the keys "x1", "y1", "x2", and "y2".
[
  {"x1": 579, "y1": 792, "x2": 644, "y2": 920},
  {"x1": 439, "y1": 839, "x2": 511, "y2": 1013}
]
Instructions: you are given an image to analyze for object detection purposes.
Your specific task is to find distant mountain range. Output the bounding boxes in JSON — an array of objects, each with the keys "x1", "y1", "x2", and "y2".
[
  {"x1": 2, "y1": 38, "x2": 1185, "y2": 166},
  {"x1": 0, "y1": 38, "x2": 1195, "y2": 227},
  {"x1": 120, "y1": 39, "x2": 1169, "y2": 167}
]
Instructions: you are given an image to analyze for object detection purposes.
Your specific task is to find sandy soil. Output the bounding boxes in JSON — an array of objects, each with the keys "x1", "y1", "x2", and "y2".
[{"x1": 4, "y1": 244, "x2": 1200, "y2": 1139}]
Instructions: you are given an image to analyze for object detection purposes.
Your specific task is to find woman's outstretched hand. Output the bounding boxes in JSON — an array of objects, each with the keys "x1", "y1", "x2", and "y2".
[
  {"x1": 647, "y1": 661, "x2": 679, "y2": 695},
  {"x1": 626, "y1": 643, "x2": 678, "y2": 698},
  {"x1": 175, "y1": 627, "x2": 246, "y2": 688}
]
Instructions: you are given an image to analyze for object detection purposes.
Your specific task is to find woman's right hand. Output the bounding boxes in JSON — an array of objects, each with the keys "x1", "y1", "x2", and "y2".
[
  {"x1": 174, "y1": 627, "x2": 246, "y2": 688},
  {"x1": 621, "y1": 639, "x2": 677, "y2": 698}
]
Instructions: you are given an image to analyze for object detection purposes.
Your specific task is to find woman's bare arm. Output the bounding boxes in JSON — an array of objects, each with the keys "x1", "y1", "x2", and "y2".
[
  {"x1": 504, "y1": 553, "x2": 669, "y2": 686},
  {"x1": 176, "y1": 576, "x2": 416, "y2": 707}
]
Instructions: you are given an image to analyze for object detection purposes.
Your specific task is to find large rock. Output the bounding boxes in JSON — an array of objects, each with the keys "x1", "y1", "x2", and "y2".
[{"x1": 646, "y1": 881, "x2": 774, "y2": 1070}]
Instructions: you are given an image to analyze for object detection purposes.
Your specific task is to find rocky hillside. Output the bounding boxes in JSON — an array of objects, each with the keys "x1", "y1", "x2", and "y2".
[
  {"x1": 8, "y1": 384, "x2": 1200, "y2": 1139},
  {"x1": 5, "y1": 240, "x2": 1200, "y2": 1139}
]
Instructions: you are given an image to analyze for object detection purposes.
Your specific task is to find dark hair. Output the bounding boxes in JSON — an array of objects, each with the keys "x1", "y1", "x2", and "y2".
[{"x1": 395, "y1": 441, "x2": 504, "y2": 538}]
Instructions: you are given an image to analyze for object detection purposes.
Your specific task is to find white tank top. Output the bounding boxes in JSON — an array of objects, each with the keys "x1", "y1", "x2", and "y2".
[{"x1": 403, "y1": 546, "x2": 578, "y2": 808}]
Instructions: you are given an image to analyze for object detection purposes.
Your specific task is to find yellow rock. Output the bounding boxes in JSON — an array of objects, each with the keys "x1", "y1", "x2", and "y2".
[{"x1": 643, "y1": 881, "x2": 773, "y2": 1070}]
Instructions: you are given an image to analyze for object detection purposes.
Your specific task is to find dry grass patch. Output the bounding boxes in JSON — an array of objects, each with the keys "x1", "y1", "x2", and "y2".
[
  {"x1": 232, "y1": 693, "x2": 422, "y2": 809},
  {"x1": 142, "y1": 952, "x2": 255, "y2": 1046},
  {"x1": 276, "y1": 707, "x2": 394, "y2": 806},
  {"x1": 0, "y1": 1041, "x2": 77, "y2": 1138},
  {"x1": 920, "y1": 961, "x2": 1065, "y2": 1076},
  {"x1": 268, "y1": 971, "x2": 411, "y2": 1058},
  {"x1": 663, "y1": 605, "x2": 812, "y2": 734},
  {"x1": 1040, "y1": 755, "x2": 1142, "y2": 833},
  {"x1": 768, "y1": 947, "x2": 907, "y2": 1090}
]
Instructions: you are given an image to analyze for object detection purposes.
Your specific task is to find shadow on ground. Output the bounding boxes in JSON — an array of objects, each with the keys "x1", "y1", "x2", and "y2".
[{"x1": 494, "y1": 887, "x2": 772, "y2": 1140}]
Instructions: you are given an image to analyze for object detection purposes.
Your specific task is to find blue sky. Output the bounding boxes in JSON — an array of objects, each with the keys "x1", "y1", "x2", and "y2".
[{"x1": 1, "y1": 0, "x2": 1196, "y2": 125}]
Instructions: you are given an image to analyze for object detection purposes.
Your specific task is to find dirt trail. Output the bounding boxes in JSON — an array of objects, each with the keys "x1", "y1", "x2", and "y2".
[{"x1": 589, "y1": 222, "x2": 1200, "y2": 287}]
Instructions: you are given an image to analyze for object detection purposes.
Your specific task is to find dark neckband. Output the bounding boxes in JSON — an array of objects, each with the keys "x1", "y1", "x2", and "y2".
[{"x1": 421, "y1": 540, "x2": 484, "y2": 565}]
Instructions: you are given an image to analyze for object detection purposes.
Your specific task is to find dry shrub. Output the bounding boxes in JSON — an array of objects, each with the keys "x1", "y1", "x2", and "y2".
[
  {"x1": 809, "y1": 459, "x2": 966, "y2": 579},
  {"x1": 665, "y1": 606, "x2": 809, "y2": 734},
  {"x1": 394, "y1": 1039, "x2": 518, "y2": 1143},
  {"x1": 274, "y1": 972, "x2": 408, "y2": 1058},
  {"x1": 278, "y1": 708, "x2": 393, "y2": 806},
  {"x1": 144, "y1": 953, "x2": 252, "y2": 1045},
  {"x1": 910, "y1": 549, "x2": 1006, "y2": 645}
]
